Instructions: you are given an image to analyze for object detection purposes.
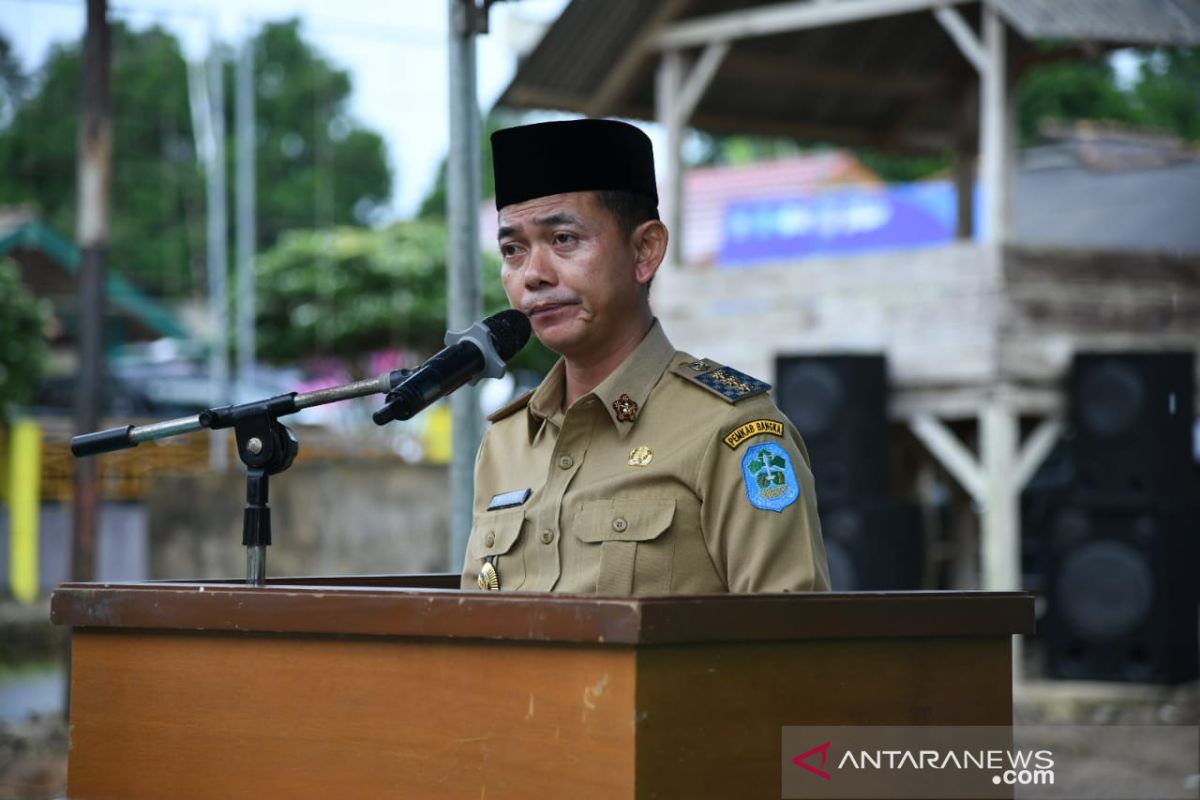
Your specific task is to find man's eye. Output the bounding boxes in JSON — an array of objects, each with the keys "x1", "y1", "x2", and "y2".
[
  {"x1": 553, "y1": 232, "x2": 576, "y2": 245},
  {"x1": 500, "y1": 243, "x2": 520, "y2": 257}
]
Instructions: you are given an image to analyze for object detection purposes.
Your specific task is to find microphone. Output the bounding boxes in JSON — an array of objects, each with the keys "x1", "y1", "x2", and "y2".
[{"x1": 373, "y1": 309, "x2": 531, "y2": 425}]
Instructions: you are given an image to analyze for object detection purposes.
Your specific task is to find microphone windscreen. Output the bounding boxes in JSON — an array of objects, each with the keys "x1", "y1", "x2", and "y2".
[{"x1": 483, "y1": 309, "x2": 533, "y2": 361}]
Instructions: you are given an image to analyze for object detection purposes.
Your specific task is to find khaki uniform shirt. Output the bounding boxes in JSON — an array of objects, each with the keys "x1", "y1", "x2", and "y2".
[{"x1": 460, "y1": 321, "x2": 830, "y2": 594}]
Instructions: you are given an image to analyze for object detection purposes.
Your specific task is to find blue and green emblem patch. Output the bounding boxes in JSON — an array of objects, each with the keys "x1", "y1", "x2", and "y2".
[{"x1": 741, "y1": 443, "x2": 800, "y2": 512}]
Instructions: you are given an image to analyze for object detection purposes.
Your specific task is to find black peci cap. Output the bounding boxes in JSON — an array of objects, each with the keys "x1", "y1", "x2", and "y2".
[{"x1": 491, "y1": 119, "x2": 658, "y2": 210}]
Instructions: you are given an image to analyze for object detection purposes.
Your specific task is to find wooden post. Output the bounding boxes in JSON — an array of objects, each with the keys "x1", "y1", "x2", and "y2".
[
  {"x1": 979, "y1": 398, "x2": 1018, "y2": 592},
  {"x1": 656, "y1": 50, "x2": 684, "y2": 268},
  {"x1": 72, "y1": 0, "x2": 110, "y2": 583},
  {"x1": 654, "y1": 43, "x2": 728, "y2": 268}
]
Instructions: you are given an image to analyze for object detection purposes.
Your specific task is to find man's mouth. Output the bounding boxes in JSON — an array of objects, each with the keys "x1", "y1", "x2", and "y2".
[{"x1": 527, "y1": 301, "x2": 578, "y2": 318}]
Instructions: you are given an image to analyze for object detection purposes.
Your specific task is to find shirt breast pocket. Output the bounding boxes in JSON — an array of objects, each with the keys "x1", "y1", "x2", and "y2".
[
  {"x1": 573, "y1": 498, "x2": 676, "y2": 595},
  {"x1": 467, "y1": 508, "x2": 526, "y2": 591}
]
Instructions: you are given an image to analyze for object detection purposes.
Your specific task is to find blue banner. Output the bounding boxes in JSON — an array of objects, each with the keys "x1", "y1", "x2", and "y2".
[{"x1": 718, "y1": 181, "x2": 981, "y2": 267}]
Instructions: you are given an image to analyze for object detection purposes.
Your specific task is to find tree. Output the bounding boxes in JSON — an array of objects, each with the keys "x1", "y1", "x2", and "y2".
[
  {"x1": 0, "y1": 25, "x2": 203, "y2": 296},
  {"x1": 254, "y1": 219, "x2": 556, "y2": 373},
  {"x1": 1015, "y1": 56, "x2": 1141, "y2": 144},
  {"x1": 251, "y1": 20, "x2": 391, "y2": 244},
  {"x1": 0, "y1": 21, "x2": 392, "y2": 299},
  {"x1": 1133, "y1": 48, "x2": 1200, "y2": 142},
  {"x1": 416, "y1": 110, "x2": 512, "y2": 219},
  {"x1": 0, "y1": 260, "x2": 48, "y2": 420}
]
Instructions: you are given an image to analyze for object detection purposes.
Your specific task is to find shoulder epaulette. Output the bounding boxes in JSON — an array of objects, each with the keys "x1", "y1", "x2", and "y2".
[
  {"x1": 487, "y1": 389, "x2": 534, "y2": 423},
  {"x1": 669, "y1": 358, "x2": 771, "y2": 404}
]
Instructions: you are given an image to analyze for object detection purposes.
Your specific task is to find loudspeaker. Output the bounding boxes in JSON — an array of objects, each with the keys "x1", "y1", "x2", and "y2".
[
  {"x1": 1070, "y1": 352, "x2": 1195, "y2": 499},
  {"x1": 1043, "y1": 498, "x2": 1199, "y2": 684},
  {"x1": 775, "y1": 355, "x2": 888, "y2": 502},
  {"x1": 820, "y1": 498, "x2": 923, "y2": 591}
]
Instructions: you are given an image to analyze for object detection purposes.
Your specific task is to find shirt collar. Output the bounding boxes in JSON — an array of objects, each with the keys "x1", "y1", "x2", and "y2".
[{"x1": 524, "y1": 319, "x2": 675, "y2": 443}]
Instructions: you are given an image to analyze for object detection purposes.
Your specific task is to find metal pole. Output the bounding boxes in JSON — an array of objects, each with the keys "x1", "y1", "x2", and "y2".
[
  {"x1": 206, "y1": 45, "x2": 231, "y2": 470},
  {"x1": 72, "y1": 0, "x2": 111, "y2": 584},
  {"x1": 447, "y1": 0, "x2": 484, "y2": 572},
  {"x1": 979, "y1": 2, "x2": 1007, "y2": 244},
  {"x1": 235, "y1": 37, "x2": 257, "y2": 397}
]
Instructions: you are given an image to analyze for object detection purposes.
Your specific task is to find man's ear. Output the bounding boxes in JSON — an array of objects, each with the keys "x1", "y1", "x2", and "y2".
[{"x1": 631, "y1": 219, "x2": 668, "y2": 287}]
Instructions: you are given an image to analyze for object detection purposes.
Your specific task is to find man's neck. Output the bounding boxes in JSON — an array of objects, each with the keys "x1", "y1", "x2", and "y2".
[{"x1": 562, "y1": 318, "x2": 654, "y2": 409}]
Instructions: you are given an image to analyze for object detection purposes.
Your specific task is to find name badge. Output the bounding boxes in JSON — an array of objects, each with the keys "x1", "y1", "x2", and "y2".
[{"x1": 487, "y1": 488, "x2": 532, "y2": 511}]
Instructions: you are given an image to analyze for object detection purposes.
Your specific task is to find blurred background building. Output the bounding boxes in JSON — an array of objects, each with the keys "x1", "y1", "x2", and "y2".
[{"x1": 0, "y1": 4, "x2": 1198, "y2": 790}]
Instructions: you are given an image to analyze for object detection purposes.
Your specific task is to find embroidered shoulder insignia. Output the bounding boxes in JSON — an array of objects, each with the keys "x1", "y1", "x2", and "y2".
[
  {"x1": 487, "y1": 389, "x2": 534, "y2": 423},
  {"x1": 741, "y1": 443, "x2": 800, "y2": 512},
  {"x1": 670, "y1": 358, "x2": 770, "y2": 403}
]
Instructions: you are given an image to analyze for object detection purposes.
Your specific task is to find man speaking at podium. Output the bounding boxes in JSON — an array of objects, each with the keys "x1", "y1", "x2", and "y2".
[{"x1": 461, "y1": 118, "x2": 829, "y2": 595}]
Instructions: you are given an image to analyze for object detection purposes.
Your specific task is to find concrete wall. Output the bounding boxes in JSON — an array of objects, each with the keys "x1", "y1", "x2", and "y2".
[
  {"x1": 0, "y1": 502, "x2": 148, "y2": 593},
  {"x1": 653, "y1": 242, "x2": 1002, "y2": 393},
  {"x1": 146, "y1": 460, "x2": 451, "y2": 580}
]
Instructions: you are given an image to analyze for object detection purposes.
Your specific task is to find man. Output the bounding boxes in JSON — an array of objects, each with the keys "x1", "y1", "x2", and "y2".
[{"x1": 461, "y1": 118, "x2": 829, "y2": 594}]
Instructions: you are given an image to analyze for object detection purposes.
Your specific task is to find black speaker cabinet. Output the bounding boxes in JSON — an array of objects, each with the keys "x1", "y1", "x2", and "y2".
[
  {"x1": 1043, "y1": 498, "x2": 1200, "y2": 684},
  {"x1": 775, "y1": 354, "x2": 888, "y2": 502},
  {"x1": 1070, "y1": 352, "x2": 1196, "y2": 499},
  {"x1": 820, "y1": 498, "x2": 923, "y2": 591}
]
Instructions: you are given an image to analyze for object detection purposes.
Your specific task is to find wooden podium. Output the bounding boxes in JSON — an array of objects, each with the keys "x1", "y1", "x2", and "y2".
[{"x1": 52, "y1": 577, "x2": 1032, "y2": 799}]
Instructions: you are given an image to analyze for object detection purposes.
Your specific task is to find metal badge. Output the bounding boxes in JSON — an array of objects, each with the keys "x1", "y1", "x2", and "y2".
[
  {"x1": 613, "y1": 393, "x2": 640, "y2": 422},
  {"x1": 477, "y1": 558, "x2": 500, "y2": 591},
  {"x1": 628, "y1": 445, "x2": 653, "y2": 467}
]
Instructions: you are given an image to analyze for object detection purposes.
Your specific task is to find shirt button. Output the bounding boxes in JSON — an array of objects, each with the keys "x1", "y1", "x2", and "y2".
[
  {"x1": 612, "y1": 517, "x2": 628, "y2": 533},
  {"x1": 558, "y1": 455, "x2": 574, "y2": 470},
  {"x1": 484, "y1": 531, "x2": 495, "y2": 548},
  {"x1": 540, "y1": 529, "x2": 555, "y2": 544}
]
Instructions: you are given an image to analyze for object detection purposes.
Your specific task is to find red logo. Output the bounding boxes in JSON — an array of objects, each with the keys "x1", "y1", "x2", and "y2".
[{"x1": 792, "y1": 740, "x2": 832, "y2": 780}]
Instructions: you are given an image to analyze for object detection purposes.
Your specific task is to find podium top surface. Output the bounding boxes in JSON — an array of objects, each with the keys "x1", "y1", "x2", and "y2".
[{"x1": 51, "y1": 574, "x2": 1034, "y2": 645}]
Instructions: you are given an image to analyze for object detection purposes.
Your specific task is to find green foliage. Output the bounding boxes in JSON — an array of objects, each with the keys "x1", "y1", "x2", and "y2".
[
  {"x1": 1016, "y1": 57, "x2": 1140, "y2": 144},
  {"x1": 855, "y1": 150, "x2": 952, "y2": 183},
  {"x1": 0, "y1": 22, "x2": 391, "y2": 299},
  {"x1": 417, "y1": 110, "x2": 512, "y2": 219},
  {"x1": 252, "y1": 20, "x2": 391, "y2": 242},
  {"x1": 0, "y1": 260, "x2": 48, "y2": 420},
  {"x1": 254, "y1": 219, "x2": 556, "y2": 373},
  {"x1": 1133, "y1": 48, "x2": 1200, "y2": 142},
  {"x1": 0, "y1": 25, "x2": 203, "y2": 296}
]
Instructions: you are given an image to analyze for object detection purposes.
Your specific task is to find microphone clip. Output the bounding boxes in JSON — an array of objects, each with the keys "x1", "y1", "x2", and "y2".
[{"x1": 444, "y1": 319, "x2": 507, "y2": 385}]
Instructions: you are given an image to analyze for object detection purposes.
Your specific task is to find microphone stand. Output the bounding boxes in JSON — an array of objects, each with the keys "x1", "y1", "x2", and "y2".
[{"x1": 71, "y1": 369, "x2": 411, "y2": 586}]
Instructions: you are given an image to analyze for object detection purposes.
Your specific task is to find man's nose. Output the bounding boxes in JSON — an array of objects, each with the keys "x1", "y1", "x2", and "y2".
[{"x1": 524, "y1": 244, "x2": 556, "y2": 288}]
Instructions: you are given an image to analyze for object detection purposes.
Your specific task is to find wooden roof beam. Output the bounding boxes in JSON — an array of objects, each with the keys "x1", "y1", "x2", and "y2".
[
  {"x1": 721, "y1": 50, "x2": 948, "y2": 96},
  {"x1": 586, "y1": 0, "x2": 695, "y2": 117},
  {"x1": 655, "y1": 0, "x2": 973, "y2": 50}
]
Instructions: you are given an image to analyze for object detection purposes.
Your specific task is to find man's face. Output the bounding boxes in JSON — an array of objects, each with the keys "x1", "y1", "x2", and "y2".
[{"x1": 497, "y1": 191, "x2": 650, "y2": 360}]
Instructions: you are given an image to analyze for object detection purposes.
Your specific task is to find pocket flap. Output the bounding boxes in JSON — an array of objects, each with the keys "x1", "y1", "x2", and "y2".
[
  {"x1": 573, "y1": 498, "x2": 676, "y2": 543},
  {"x1": 468, "y1": 508, "x2": 525, "y2": 558}
]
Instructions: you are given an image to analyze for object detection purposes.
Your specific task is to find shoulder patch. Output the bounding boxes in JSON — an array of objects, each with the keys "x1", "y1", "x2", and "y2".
[
  {"x1": 670, "y1": 359, "x2": 770, "y2": 403},
  {"x1": 487, "y1": 389, "x2": 534, "y2": 423},
  {"x1": 723, "y1": 419, "x2": 785, "y2": 449},
  {"x1": 741, "y1": 442, "x2": 800, "y2": 512}
]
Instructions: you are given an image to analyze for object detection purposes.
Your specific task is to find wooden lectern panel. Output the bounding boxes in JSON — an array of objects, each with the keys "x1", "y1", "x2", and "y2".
[
  {"x1": 69, "y1": 631, "x2": 638, "y2": 799},
  {"x1": 53, "y1": 578, "x2": 1033, "y2": 799}
]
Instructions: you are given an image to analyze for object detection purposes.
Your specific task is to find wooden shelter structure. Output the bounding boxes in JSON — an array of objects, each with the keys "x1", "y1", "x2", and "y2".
[{"x1": 494, "y1": 0, "x2": 1200, "y2": 596}]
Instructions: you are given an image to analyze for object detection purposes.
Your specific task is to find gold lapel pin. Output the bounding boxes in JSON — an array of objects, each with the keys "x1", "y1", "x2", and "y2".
[{"x1": 628, "y1": 445, "x2": 653, "y2": 467}]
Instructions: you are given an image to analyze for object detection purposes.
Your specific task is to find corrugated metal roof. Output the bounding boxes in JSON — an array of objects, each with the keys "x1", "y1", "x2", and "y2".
[
  {"x1": 996, "y1": 0, "x2": 1200, "y2": 47},
  {"x1": 497, "y1": 0, "x2": 1200, "y2": 152}
]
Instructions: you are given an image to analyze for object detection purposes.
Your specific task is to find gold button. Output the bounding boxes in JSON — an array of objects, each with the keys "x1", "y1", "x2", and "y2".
[
  {"x1": 484, "y1": 531, "x2": 495, "y2": 548},
  {"x1": 540, "y1": 529, "x2": 554, "y2": 544},
  {"x1": 558, "y1": 455, "x2": 574, "y2": 470},
  {"x1": 612, "y1": 517, "x2": 628, "y2": 533}
]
